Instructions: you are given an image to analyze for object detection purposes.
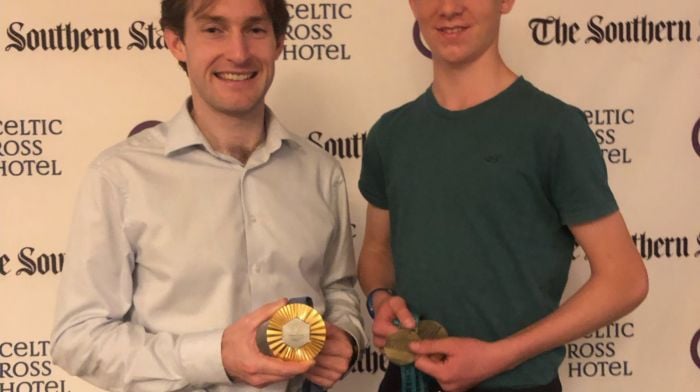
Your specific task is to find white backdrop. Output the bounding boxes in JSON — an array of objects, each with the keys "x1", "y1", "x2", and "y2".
[{"x1": 1, "y1": 1, "x2": 699, "y2": 391}]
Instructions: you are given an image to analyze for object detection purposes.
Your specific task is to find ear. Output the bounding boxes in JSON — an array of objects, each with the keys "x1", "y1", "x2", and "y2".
[
  {"x1": 500, "y1": 0, "x2": 515, "y2": 14},
  {"x1": 408, "y1": 0, "x2": 418, "y2": 18},
  {"x1": 164, "y1": 28, "x2": 187, "y2": 63}
]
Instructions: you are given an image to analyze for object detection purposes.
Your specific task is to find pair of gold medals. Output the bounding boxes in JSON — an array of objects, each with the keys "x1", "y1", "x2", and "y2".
[{"x1": 265, "y1": 303, "x2": 448, "y2": 366}]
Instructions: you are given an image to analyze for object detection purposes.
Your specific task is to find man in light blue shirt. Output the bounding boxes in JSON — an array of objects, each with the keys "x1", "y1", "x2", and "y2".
[{"x1": 51, "y1": 1, "x2": 364, "y2": 391}]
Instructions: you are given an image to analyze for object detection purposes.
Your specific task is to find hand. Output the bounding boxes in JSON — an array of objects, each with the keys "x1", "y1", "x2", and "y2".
[
  {"x1": 410, "y1": 337, "x2": 516, "y2": 392},
  {"x1": 221, "y1": 298, "x2": 314, "y2": 388},
  {"x1": 305, "y1": 323, "x2": 354, "y2": 388},
  {"x1": 372, "y1": 294, "x2": 416, "y2": 349}
]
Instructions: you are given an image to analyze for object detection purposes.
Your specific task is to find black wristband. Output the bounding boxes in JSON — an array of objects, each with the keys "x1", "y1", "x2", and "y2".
[{"x1": 366, "y1": 288, "x2": 395, "y2": 319}]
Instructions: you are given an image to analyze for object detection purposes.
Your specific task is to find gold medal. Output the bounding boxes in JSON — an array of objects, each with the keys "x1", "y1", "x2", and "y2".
[
  {"x1": 416, "y1": 320, "x2": 448, "y2": 340},
  {"x1": 266, "y1": 303, "x2": 326, "y2": 361},
  {"x1": 384, "y1": 320, "x2": 448, "y2": 365},
  {"x1": 384, "y1": 329, "x2": 420, "y2": 366}
]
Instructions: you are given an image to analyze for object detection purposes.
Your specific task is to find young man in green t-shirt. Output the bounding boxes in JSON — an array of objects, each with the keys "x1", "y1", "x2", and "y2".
[{"x1": 358, "y1": 1, "x2": 648, "y2": 391}]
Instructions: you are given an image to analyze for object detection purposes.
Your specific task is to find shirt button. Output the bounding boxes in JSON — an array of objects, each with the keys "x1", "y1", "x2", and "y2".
[
  {"x1": 252, "y1": 264, "x2": 261, "y2": 274},
  {"x1": 249, "y1": 215, "x2": 257, "y2": 223}
]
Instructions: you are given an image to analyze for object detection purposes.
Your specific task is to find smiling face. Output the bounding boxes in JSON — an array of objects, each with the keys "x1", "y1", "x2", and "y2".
[
  {"x1": 409, "y1": 0, "x2": 514, "y2": 67},
  {"x1": 164, "y1": 0, "x2": 283, "y2": 120}
]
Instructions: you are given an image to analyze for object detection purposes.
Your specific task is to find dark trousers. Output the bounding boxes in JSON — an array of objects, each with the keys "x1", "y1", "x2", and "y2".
[{"x1": 378, "y1": 364, "x2": 562, "y2": 392}]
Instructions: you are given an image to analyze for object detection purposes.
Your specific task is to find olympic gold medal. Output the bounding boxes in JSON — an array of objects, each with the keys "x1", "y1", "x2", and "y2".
[
  {"x1": 384, "y1": 329, "x2": 420, "y2": 366},
  {"x1": 384, "y1": 320, "x2": 448, "y2": 365},
  {"x1": 417, "y1": 320, "x2": 448, "y2": 362},
  {"x1": 266, "y1": 303, "x2": 326, "y2": 361},
  {"x1": 416, "y1": 320, "x2": 448, "y2": 340}
]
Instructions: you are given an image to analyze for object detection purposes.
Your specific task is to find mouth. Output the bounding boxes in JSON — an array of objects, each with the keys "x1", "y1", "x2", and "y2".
[
  {"x1": 215, "y1": 71, "x2": 257, "y2": 81},
  {"x1": 437, "y1": 26, "x2": 469, "y2": 35}
]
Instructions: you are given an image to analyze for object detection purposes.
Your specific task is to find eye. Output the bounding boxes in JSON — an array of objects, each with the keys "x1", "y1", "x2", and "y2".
[
  {"x1": 203, "y1": 26, "x2": 223, "y2": 34},
  {"x1": 248, "y1": 25, "x2": 269, "y2": 37}
]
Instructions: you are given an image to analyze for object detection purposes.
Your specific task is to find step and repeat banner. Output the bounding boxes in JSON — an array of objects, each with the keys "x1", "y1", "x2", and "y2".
[{"x1": 2, "y1": 1, "x2": 699, "y2": 391}]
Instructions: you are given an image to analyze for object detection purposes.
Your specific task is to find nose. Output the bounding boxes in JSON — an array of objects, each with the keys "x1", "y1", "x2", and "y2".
[
  {"x1": 439, "y1": 0, "x2": 466, "y2": 18},
  {"x1": 225, "y1": 31, "x2": 251, "y2": 64}
]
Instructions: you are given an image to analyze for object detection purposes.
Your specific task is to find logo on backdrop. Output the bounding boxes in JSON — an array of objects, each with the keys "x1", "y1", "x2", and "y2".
[
  {"x1": 308, "y1": 130, "x2": 366, "y2": 159},
  {"x1": 565, "y1": 321, "x2": 635, "y2": 378},
  {"x1": 692, "y1": 118, "x2": 700, "y2": 158},
  {"x1": 692, "y1": 329, "x2": 700, "y2": 369},
  {"x1": 573, "y1": 232, "x2": 700, "y2": 261},
  {"x1": 0, "y1": 247, "x2": 65, "y2": 277},
  {"x1": 4, "y1": 21, "x2": 166, "y2": 51},
  {"x1": 0, "y1": 118, "x2": 63, "y2": 177},
  {"x1": 528, "y1": 15, "x2": 699, "y2": 46},
  {"x1": 350, "y1": 347, "x2": 389, "y2": 374},
  {"x1": 283, "y1": 2, "x2": 353, "y2": 61},
  {"x1": 413, "y1": 21, "x2": 432, "y2": 59},
  {"x1": 585, "y1": 108, "x2": 635, "y2": 165},
  {"x1": 0, "y1": 340, "x2": 69, "y2": 390}
]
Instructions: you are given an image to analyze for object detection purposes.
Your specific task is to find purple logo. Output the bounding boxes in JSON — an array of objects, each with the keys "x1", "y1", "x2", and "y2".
[
  {"x1": 692, "y1": 329, "x2": 700, "y2": 369},
  {"x1": 129, "y1": 120, "x2": 162, "y2": 137},
  {"x1": 413, "y1": 21, "x2": 432, "y2": 59},
  {"x1": 692, "y1": 118, "x2": 700, "y2": 157}
]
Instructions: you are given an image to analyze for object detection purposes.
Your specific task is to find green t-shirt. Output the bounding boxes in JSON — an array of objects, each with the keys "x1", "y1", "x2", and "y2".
[{"x1": 359, "y1": 77, "x2": 618, "y2": 388}]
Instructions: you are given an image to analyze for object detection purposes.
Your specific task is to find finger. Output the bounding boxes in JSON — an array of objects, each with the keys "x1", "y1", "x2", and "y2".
[
  {"x1": 414, "y1": 354, "x2": 444, "y2": 379},
  {"x1": 388, "y1": 296, "x2": 416, "y2": 328},
  {"x1": 373, "y1": 335, "x2": 386, "y2": 349},
  {"x1": 313, "y1": 353, "x2": 350, "y2": 373},
  {"x1": 254, "y1": 356, "x2": 315, "y2": 377},
  {"x1": 245, "y1": 298, "x2": 288, "y2": 328},
  {"x1": 244, "y1": 373, "x2": 291, "y2": 389},
  {"x1": 305, "y1": 373, "x2": 335, "y2": 389},
  {"x1": 409, "y1": 338, "x2": 451, "y2": 355},
  {"x1": 372, "y1": 318, "x2": 400, "y2": 338},
  {"x1": 306, "y1": 363, "x2": 342, "y2": 381}
]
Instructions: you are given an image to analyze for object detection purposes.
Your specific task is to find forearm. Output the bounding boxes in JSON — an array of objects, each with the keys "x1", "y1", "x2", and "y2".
[
  {"x1": 358, "y1": 246, "x2": 395, "y2": 294},
  {"x1": 51, "y1": 315, "x2": 229, "y2": 391},
  {"x1": 499, "y1": 213, "x2": 648, "y2": 369},
  {"x1": 499, "y1": 266, "x2": 648, "y2": 370}
]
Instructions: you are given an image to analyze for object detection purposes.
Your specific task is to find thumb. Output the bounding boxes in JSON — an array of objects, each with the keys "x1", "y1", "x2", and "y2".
[
  {"x1": 246, "y1": 298, "x2": 288, "y2": 328},
  {"x1": 410, "y1": 338, "x2": 450, "y2": 355}
]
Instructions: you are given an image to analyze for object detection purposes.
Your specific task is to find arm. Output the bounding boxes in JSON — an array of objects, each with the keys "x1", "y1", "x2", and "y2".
[
  {"x1": 358, "y1": 204, "x2": 417, "y2": 349},
  {"x1": 412, "y1": 211, "x2": 649, "y2": 391},
  {"x1": 52, "y1": 167, "x2": 312, "y2": 391},
  {"x1": 305, "y1": 168, "x2": 366, "y2": 388},
  {"x1": 51, "y1": 166, "x2": 228, "y2": 391}
]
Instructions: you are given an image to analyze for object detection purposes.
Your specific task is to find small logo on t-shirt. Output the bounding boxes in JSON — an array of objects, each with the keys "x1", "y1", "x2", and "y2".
[
  {"x1": 692, "y1": 118, "x2": 700, "y2": 158},
  {"x1": 484, "y1": 154, "x2": 501, "y2": 163}
]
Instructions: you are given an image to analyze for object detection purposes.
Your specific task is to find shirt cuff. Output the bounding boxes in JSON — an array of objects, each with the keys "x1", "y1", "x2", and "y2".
[{"x1": 178, "y1": 329, "x2": 231, "y2": 387}]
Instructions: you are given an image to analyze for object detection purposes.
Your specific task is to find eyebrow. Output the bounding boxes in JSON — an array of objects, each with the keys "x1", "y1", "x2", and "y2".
[{"x1": 193, "y1": 14, "x2": 272, "y2": 25}]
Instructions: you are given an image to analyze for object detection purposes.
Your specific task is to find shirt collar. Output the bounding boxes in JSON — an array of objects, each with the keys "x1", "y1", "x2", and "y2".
[{"x1": 163, "y1": 98, "x2": 299, "y2": 157}]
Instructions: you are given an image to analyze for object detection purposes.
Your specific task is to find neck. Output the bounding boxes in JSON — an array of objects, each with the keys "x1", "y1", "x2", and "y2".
[
  {"x1": 431, "y1": 46, "x2": 517, "y2": 111},
  {"x1": 190, "y1": 99, "x2": 266, "y2": 165}
]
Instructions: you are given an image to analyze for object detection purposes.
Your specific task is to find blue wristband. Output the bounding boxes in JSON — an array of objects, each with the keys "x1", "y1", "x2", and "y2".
[{"x1": 366, "y1": 288, "x2": 395, "y2": 319}]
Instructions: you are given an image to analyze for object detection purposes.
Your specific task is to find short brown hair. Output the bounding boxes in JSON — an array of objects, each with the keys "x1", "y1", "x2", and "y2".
[{"x1": 160, "y1": 0, "x2": 290, "y2": 71}]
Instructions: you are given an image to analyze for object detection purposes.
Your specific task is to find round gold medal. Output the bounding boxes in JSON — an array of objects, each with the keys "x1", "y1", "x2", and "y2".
[
  {"x1": 384, "y1": 329, "x2": 420, "y2": 366},
  {"x1": 266, "y1": 303, "x2": 326, "y2": 361},
  {"x1": 416, "y1": 320, "x2": 448, "y2": 340}
]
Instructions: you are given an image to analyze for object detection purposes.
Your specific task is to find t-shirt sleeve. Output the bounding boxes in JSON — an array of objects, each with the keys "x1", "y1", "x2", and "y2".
[
  {"x1": 358, "y1": 120, "x2": 389, "y2": 209},
  {"x1": 549, "y1": 106, "x2": 619, "y2": 225}
]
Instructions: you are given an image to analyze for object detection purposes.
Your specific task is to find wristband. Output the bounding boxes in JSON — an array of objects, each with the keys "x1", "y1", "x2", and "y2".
[{"x1": 366, "y1": 288, "x2": 395, "y2": 319}]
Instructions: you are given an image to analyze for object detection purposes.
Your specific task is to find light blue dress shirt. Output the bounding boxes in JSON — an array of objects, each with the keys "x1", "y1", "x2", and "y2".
[{"x1": 51, "y1": 101, "x2": 365, "y2": 392}]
